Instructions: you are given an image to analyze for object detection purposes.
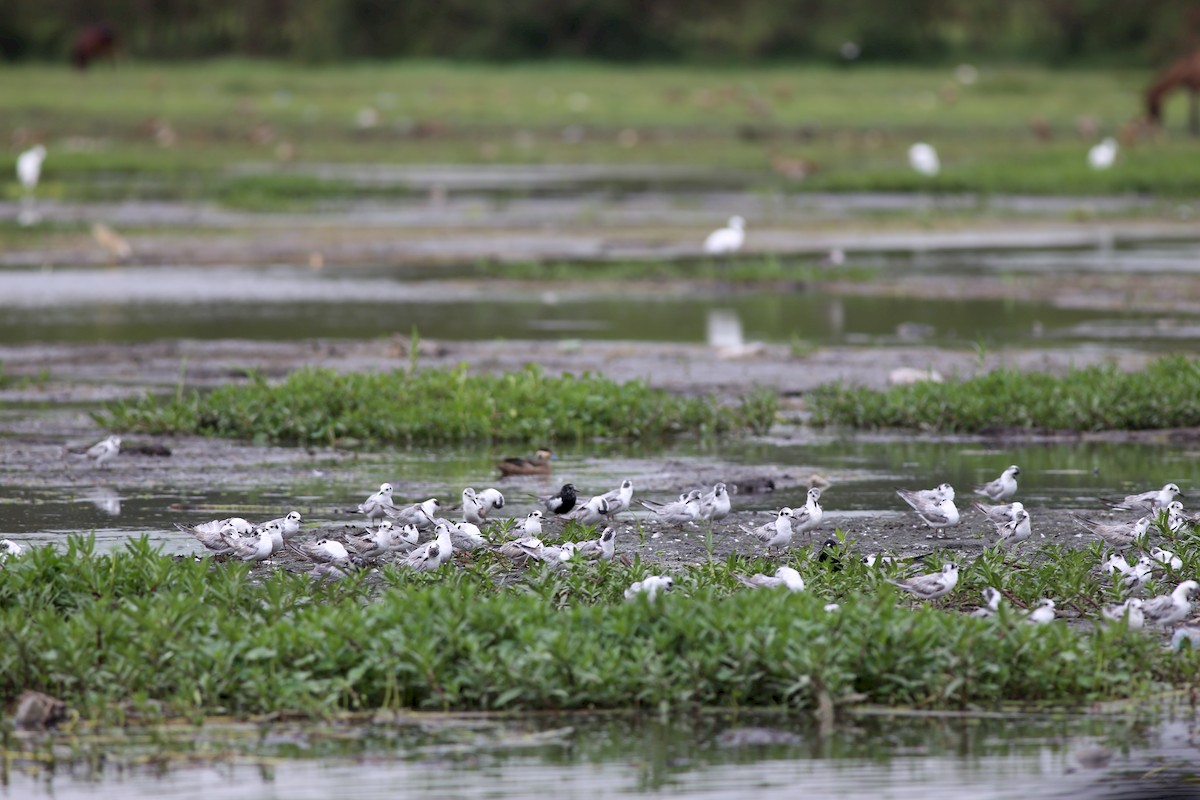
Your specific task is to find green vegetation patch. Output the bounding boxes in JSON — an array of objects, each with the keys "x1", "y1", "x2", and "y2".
[
  {"x1": 0, "y1": 536, "x2": 1191, "y2": 721},
  {"x1": 808, "y1": 356, "x2": 1200, "y2": 433},
  {"x1": 96, "y1": 365, "x2": 778, "y2": 445}
]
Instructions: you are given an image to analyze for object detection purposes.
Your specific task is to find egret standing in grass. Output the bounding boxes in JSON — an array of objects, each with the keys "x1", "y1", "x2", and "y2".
[
  {"x1": 16, "y1": 144, "x2": 46, "y2": 227},
  {"x1": 704, "y1": 216, "x2": 745, "y2": 256},
  {"x1": 1088, "y1": 137, "x2": 1118, "y2": 170},
  {"x1": 907, "y1": 142, "x2": 940, "y2": 176},
  {"x1": 17, "y1": 145, "x2": 45, "y2": 192}
]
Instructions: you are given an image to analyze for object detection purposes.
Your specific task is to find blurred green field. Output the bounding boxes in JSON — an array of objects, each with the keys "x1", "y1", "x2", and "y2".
[{"x1": 7, "y1": 60, "x2": 1200, "y2": 206}]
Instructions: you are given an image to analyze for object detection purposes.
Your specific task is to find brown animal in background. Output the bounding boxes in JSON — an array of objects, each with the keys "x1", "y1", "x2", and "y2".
[
  {"x1": 1146, "y1": 52, "x2": 1200, "y2": 135},
  {"x1": 71, "y1": 23, "x2": 119, "y2": 70}
]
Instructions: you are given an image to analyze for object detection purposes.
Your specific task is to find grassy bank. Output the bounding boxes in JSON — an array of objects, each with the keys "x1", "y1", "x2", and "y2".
[
  {"x1": 0, "y1": 536, "x2": 1191, "y2": 721},
  {"x1": 96, "y1": 365, "x2": 778, "y2": 445},
  {"x1": 809, "y1": 356, "x2": 1200, "y2": 433},
  {"x1": 7, "y1": 61, "x2": 1200, "y2": 208}
]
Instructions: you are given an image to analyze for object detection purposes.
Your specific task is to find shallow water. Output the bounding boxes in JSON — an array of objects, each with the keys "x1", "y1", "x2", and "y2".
[
  {"x1": 2, "y1": 435, "x2": 1197, "y2": 550},
  {"x1": 3, "y1": 239, "x2": 1200, "y2": 349},
  {"x1": 4, "y1": 707, "x2": 1198, "y2": 800}
]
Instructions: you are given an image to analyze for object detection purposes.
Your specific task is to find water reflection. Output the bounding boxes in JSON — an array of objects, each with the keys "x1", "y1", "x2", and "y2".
[{"x1": 2, "y1": 709, "x2": 1195, "y2": 799}]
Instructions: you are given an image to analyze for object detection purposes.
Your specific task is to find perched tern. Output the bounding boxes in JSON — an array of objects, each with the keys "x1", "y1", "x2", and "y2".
[
  {"x1": 0, "y1": 539, "x2": 25, "y2": 562},
  {"x1": 699, "y1": 482, "x2": 732, "y2": 522},
  {"x1": 1100, "y1": 598, "x2": 1145, "y2": 629},
  {"x1": 567, "y1": 494, "x2": 611, "y2": 526},
  {"x1": 385, "y1": 498, "x2": 441, "y2": 530},
  {"x1": 734, "y1": 566, "x2": 805, "y2": 592},
  {"x1": 222, "y1": 527, "x2": 275, "y2": 564},
  {"x1": 897, "y1": 487, "x2": 959, "y2": 529},
  {"x1": 404, "y1": 524, "x2": 453, "y2": 571},
  {"x1": 739, "y1": 507, "x2": 795, "y2": 553},
  {"x1": 1100, "y1": 552, "x2": 1132, "y2": 575},
  {"x1": 886, "y1": 563, "x2": 959, "y2": 601},
  {"x1": 599, "y1": 479, "x2": 635, "y2": 516},
  {"x1": 975, "y1": 465, "x2": 1020, "y2": 502},
  {"x1": 1025, "y1": 599, "x2": 1056, "y2": 624},
  {"x1": 438, "y1": 518, "x2": 487, "y2": 551},
  {"x1": 499, "y1": 535, "x2": 544, "y2": 565},
  {"x1": 344, "y1": 524, "x2": 394, "y2": 559},
  {"x1": 1100, "y1": 483, "x2": 1182, "y2": 515},
  {"x1": 994, "y1": 508, "x2": 1032, "y2": 549},
  {"x1": 625, "y1": 575, "x2": 674, "y2": 600},
  {"x1": 703, "y1": 215, "x2": 745, "y2": 255},
  {"x1": 262, "y1": 511, "x2": 303, "y2": 554},
  {"x1": 536, "y1": 483, "x2": 578, "y2": 516},
  {"x1": 576, "y1": 527, "x2": 616, "y2": 561},
  {"x1": 970, "y1": 587, "x2": 1003, "y2": 618},
  {"x1": 1140, "y1": 580, "x2": 1199, "y2": 627},
  {"x1": 289, "y1": 537, "x2": 351, "y2": 565},
  {"x1": 388, "y1": 524, "x2": 421, "y2": 553},
  {"x1": 520, "y1": 510, "x2": 545, "y2": 537},
  {"x1": 357, "y1": 483, "x2": 396, "y2": 526},
  {"x1": 639, "y1": 490, "x2": 702, "y2": 527},
  {"x1": 461, "y1": 488, "x2": 486, "y2": 525},
  {"x1": 791, "y1": 487, "x2": 824, "y2": 539},
  {"x1": 476, "y1": 488, "x2": 505, "y2": 518},
  {"x1": 1164, "y1": 501, "x2": 1189, "y2": 534},
  {"x1": 972, "y1": 499, "x2": 1024, "y2": 525},
  {"x1": 542, "y1": 541, "x2": 577, "y2": 563},
  {"x1": 1121, "y1": 555, "x2": 1156, "y2": 589},
  {"x1": 176, "y1": 518, "x2": 253, "y2": 555},
  {"x1": 1150, "y1": 546, "x2": 1183, "y2": 571},
  {"x1": 1071, "y1": 514, "x2": 1151, "y2": 549},
  {"x1": 86, "y1": 435, "x2": 121, "y2": 469}
]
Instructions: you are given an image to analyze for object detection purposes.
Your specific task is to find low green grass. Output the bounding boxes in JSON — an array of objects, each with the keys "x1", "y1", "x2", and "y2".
[
  {"x1": 0, "y1": 533, "x2": 1194, "y2": 721},
  {"x1": 808, "y1": 355, "x2": 1200, "y2": 433},
  {"x1": 7, "y1": 61, "x2": 1200, "y2": 209},
  {"x1": 95, "y1": 365, "x2": 778, "y2": 446}
]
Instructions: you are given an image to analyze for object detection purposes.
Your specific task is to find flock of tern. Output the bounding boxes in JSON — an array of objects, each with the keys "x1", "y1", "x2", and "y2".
[{"x1": 11, "y1": 436, "x2": 1199, "y2": 646}]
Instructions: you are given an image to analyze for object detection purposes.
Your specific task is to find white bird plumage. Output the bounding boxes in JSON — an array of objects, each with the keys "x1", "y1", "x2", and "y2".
[
  {"x1": 1100, "y1": 598, "x2": 1145, "y2": 629},
  {"x1": 735, "y1": 566, "x2": 805, "y2": 592},
  {"x1": 357, "y1": 483, "x2": 396, "y2": 526},
  {"x1": 624, "y1": 575, "x2": 675, "y2": 600},
  {"x1": 970, "y1": 587, "x2": 1002, "y2": 618},
  {"x1": 599, "y1": 479, "x2": 635, "y2": 517},
  {"x1": 897, "y1": 486, "x2": 959, "y2": 529},
  {"x1": 1100, "y1": 483, "x2": 1182, "y2": 515},
  {"x1": 739, "y1": 507, "x2": 795, "y2": 553},
  {"x1": 1025, "y1": 598, "x2": 1056, "y2": 624},
  {"x1": 699, "y1": 482, "x2": 731, "y2": 522},
  {"x1": 908, "y1": 142, "x2": 940, "y2": 176},
  {"x1": 975, "y1": 465, "x2": 1020, "y2": 502},
  {"x1": 576, "y1": 527, "x2": 617, "y2": 561},
  {"x1": 1087, "y1": 137, "x2": 1117, "y2": 170},
  {"x1": 1140, "y1": 580, "x2": 1199, "y2": 627},
  {"x1": 886, "y1": 563, "x2": 959, "y2": 601},
  {"x1": 385, "y1": 498, "x2": 440, "y2": 530},
  {"x1": 17, "y1": 145, "x2": 46, "y2": 190},
  {"x1": 703, "y1": 215, "x2": 745, "y2": 255},
  {"x1": 86, "y1": 435, "x2": 121, "y2": 468}
]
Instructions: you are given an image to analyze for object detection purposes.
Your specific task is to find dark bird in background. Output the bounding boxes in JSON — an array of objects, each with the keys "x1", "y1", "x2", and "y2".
[
  {"x1": 536, "y1": 483, "x2": 578, "y2": 515},
  {"x1": 497, "y1": 448, "x2": 553, "y2": 477}
]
